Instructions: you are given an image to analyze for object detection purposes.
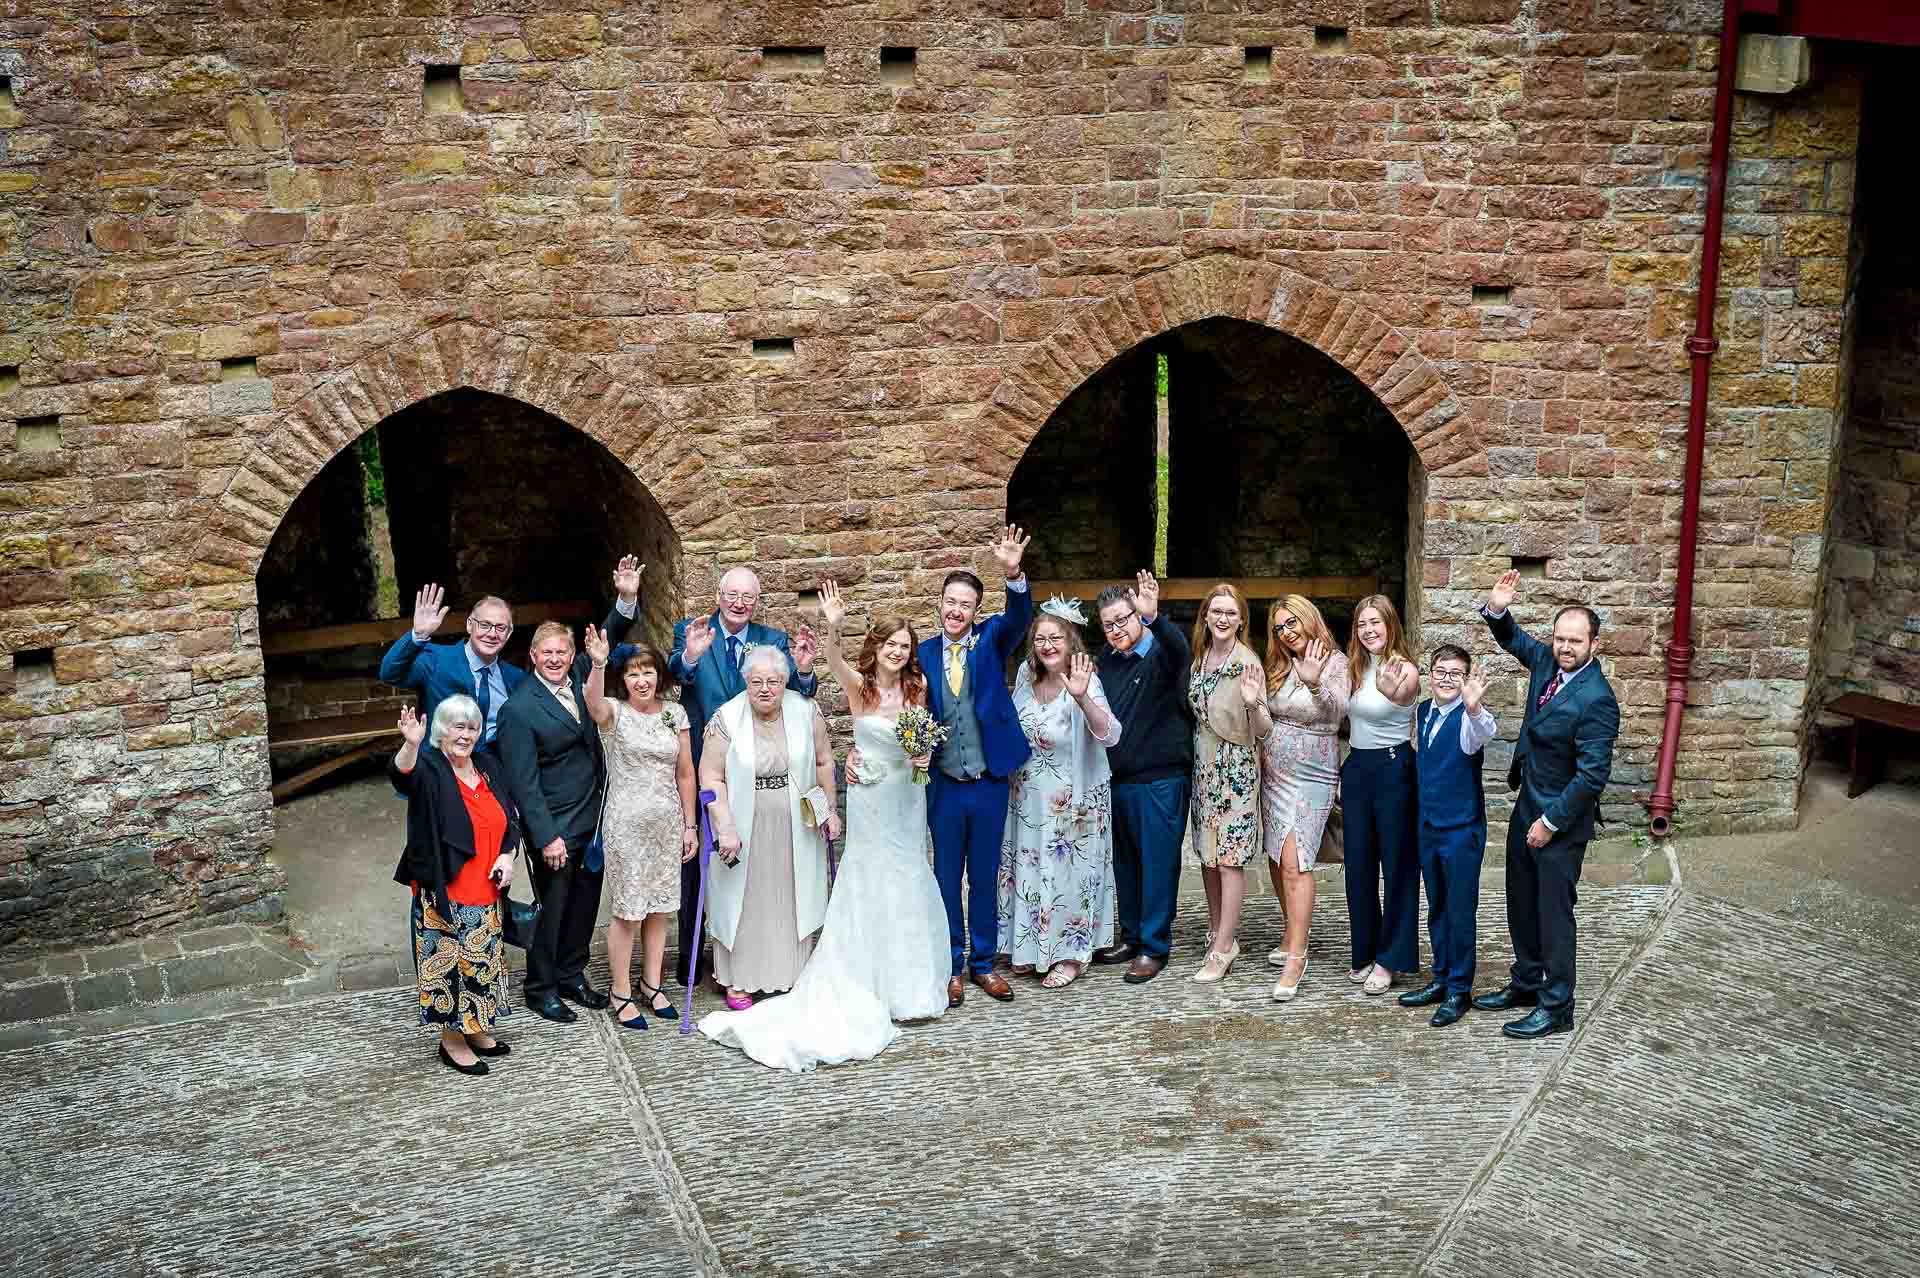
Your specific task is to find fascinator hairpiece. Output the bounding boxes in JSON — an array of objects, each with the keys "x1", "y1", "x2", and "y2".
[{"x1": 1040, "y1": 594, "x2": 1087, "y2": 625}]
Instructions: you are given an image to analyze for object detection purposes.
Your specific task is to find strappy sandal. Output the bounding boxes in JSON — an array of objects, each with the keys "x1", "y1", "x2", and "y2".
[
  {"x1": 1272, "y1": 952, "x2": 1309, "y2": 1002},
  {"x1": 636, "y1": 978, "x2": 679, "y2": 1021},
  {"x1": 1040, "y1": 961, "x2": 1081, "y2": 989},
  {"x1": 608, "y1": 994, "x2": 650, "y2": 1031},
  {"x1": 1362, "y1": 965, "x2": 1395, "y2": 996}
]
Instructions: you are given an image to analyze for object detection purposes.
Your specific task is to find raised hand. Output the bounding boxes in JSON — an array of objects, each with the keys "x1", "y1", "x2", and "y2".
[
  {"x1": 1296, "y1": 637, "x2": 1330, "y2": 687},
  {"x1": 791, "y1": 623, "x2": 817, "y2": 674},
  {"x1": 1487, "y1": 568, "x2": 1521, "y2": 616},
  {"x1": 1463, "y1": 668, "x2": 1488, "y2": 715},
  {"x1": 411, "y1": 583, "x2": 449, "y2": 640},
  {"x1": 583, "y1": 623, "x2": 610, "y2": 666},
  {"x1": 397, "y1": 704, "x2": 427, "y2": 745},
  {"x1": 992, "y1": 524, "x2": 1031, "y2": 577},
  {"x1": 1066, "y1": 651, "x2": 1094, "y2": 698},
  {"x1": 612, "y1": 554, "x2": 643, "y2": 602},
  {"x1": 1238, "y1": 661, "x2": 1266, "y2": 708},
  {"x1": 683, "y1": 616, "x2": 715, "y2": 665},
  {"x1": 1384, "y1": 655, "x2": 1420, "y2": 701},
  {"x1": 818, "y1": 579, "x2": 847, "y2": 632},
  {"x1": 1131, "y1": 569, "x2": 1160, "y2": 622}
]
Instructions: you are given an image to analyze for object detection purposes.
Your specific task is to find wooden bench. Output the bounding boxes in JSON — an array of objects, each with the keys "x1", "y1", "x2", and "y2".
[
  {"x1": 1827, "y1": 693, "x2": 1920, "y2": 798},
  {"x1": 264, "y1": 599, "x2": 590, "y2": 803}
]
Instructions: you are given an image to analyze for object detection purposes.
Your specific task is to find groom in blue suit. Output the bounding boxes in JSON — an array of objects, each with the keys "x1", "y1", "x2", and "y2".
[
  {"x1": 920, "y1": 525, "x2": 1033, "y2": 1008},
  {"x1": 668, "y1": 565, "x2": 819, "y2": 985}
]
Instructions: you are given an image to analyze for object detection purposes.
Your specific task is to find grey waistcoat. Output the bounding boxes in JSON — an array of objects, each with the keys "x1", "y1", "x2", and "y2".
[{"x1": 939, "y1": 644, "x2": 988, "y2": 781}]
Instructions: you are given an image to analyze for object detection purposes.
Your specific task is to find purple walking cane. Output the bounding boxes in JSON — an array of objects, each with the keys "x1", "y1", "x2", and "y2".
[{"x1": 679, "y1": 788, "x2": 717, "y2": 1036}]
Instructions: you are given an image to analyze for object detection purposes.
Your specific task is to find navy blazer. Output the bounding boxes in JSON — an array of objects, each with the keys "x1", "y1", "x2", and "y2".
[
  {"x1": 668, "y1": 614, "x2": 817, "y2": 767},
  {"x1": 918, "y1": 584, "x2": 1034, "y2": 784},
  {"x1": 1486, "y1": 609, "x2": 1621, "y2": 845},
  {"x1": 377, "y1": 602, "x2": 635, "y2": 737}
]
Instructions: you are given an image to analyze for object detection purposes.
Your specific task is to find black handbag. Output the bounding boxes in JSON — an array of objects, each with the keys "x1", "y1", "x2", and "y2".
[{"x1": 501, "y1": 847, "x2": 542, "y2": 949}]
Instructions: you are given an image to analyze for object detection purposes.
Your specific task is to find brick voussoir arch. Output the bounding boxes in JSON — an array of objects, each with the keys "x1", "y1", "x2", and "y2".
[
  {"x1": 978, "y1": 256, "x2": 1480, "y2": 483},
  {"x1": 189, "y1": 320, "x2": 694, "y2": 586}
]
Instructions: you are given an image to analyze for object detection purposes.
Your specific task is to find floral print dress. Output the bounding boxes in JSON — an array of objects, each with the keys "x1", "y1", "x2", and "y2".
[
  {"x1": 996, "y1": 666, "x2": 1122, "y2": 971},
  {"x1": 1187, "y1": 648, "x2": 1261, "y2": 869}
]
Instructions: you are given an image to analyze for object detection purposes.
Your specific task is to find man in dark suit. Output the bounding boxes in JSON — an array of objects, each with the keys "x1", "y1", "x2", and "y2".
[
  {"x1": 666, "y1": 566, "x2": 818, "y2": 986},
  {"x1": 918, "y1": 525, "x2": 1033, "y2": 1008},
  {"x1": 378, "y1": 556, "x2": 642, "y2": 747},
  {"x1": 497, "y1": 610, "x2": 638, "y2": 1024},
  {"x1": 1472, "y1": 569, "x2": 1621, "y2": 1039}
]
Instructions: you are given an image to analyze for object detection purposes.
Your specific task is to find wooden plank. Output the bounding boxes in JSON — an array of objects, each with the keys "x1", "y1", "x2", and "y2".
[
  {"x1": 1828, "y1": 693, "x2": 1920, "y2": 733},
  {"x1": 271, "y1": 737, "x2": 395, "y2": 804},
  {"x1": 1032, "y1": 576, "x2": 1378, "y2": 603},
  {"x1": 268, "y1": 710, "x2": 405, "y2": 749},
  {"x1": 261, "y1": 599, "x2": 594, "y2": 657}
]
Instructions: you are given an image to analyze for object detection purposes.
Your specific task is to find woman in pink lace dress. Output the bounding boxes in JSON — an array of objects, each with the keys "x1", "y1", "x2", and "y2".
[{"x1": 1259, "y1": 594, "x2": 1350, "y2": 1004}]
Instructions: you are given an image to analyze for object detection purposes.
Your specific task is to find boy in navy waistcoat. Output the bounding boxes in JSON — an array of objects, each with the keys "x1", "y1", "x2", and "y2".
[{"x1": 1397, "y1": 645, "x2": 1497, "y2": 1028}]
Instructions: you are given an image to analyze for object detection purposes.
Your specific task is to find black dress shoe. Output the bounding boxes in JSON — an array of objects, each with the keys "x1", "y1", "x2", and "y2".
[
  {"x1": 1430, "y1": 994, "x2": 1470, "y2": 1028},
  {"x1": 1501, "y1": 1006, "x2": 1573, "y2": 1039},
  {"x1": 1091, "y1": 942, "x2": 1137, "y2": 965},
  {"x1": 438, "y1": 1044, "x2": 490, "y2": 1076},
  {"x1": 558, "y1": 982, "x2": 610, "y2": 1011},
  {"x1": 467, "y1": 1038, "x2": 511, "y2": 1058},
  {"x1": 1398, "y1": 979, "x2": 1446, "y2": 1008},
  {"x1": 528, "y1": 995, "x2": 578, "y2": 1024},
  {"x1": 1471, "y1": 983, "x2": 1539, "y2": 1012}
]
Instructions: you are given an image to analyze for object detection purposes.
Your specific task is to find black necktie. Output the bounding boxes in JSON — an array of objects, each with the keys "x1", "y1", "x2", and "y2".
[{"x1": 474, "y1": 666, "x2": 492, "y2": 722}]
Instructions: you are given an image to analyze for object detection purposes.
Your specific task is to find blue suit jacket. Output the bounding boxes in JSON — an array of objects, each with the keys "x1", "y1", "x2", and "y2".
[
  {"x1": 1485, "y1": 610, "x2": 1621, "y2": 845},
  {"x1": 668, "y1": 614, "x2": 817, "y2": 767},
  {"x1": 378, "y1": 604, "x2": 634, "y2": 737},
  {"x1": 918, "y1": 584, "x2": 1034, "y2": 784}
]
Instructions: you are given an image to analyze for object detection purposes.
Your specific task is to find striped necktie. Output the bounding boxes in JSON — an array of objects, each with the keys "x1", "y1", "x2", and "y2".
[{"x1": 1536, "y1": 670, "x2": 1563, "y2": 710}]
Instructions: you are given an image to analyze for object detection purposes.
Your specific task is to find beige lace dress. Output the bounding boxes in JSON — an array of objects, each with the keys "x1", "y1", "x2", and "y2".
[{"x1": 598, "y1": 700, "x2": 688, "y2": 920}]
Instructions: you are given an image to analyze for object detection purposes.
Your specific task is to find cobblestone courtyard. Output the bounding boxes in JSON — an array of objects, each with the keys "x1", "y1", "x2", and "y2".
[{"x1": 4, "y1": 862, "x2": 1915, "y2": 1278}]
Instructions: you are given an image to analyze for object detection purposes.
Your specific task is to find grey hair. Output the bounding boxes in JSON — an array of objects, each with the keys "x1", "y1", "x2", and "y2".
[
  {"x1": 742, "y1": 645, "x2": 792, "y2": 681},
  {"x1": 430, "y1": 694, "x2": 484, "y2": 748}
]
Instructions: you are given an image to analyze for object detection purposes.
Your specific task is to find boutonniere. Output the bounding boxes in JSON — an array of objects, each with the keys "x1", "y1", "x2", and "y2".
[
  {"x1": 736, "y1": 639, "x2": 759, "y2": 662},
  {"x1": 951, "y1": 634, "x2": 977, "y2": 654}
]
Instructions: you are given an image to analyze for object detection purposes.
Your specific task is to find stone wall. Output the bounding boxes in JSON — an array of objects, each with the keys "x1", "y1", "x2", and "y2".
[{"x1": 0, "y1": 3, "x2": 1878, "y2": 948}]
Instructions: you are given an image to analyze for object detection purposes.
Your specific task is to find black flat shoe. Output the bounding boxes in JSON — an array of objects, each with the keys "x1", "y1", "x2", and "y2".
[
  {"x1": 1398, "y1": 979, "x2": 1446, "y2": 1008},
  {"x1": 438, "y1": 1044, "x2": 490, "y2": 1076},
  {"x1": 467, "y1": 1038, "x2": 511, "y2": 1058},
  {"x1": 1430, "y1": 994, "x2": 1470, "y2": 1028},
  {"x1": 1471, "y1": 983, "x2": 1539, "y2": 1012},
  {"x1": 608, "y1": 995, "x2": 650, "y2": 1032},
  {"x1": 637, "y1": 980, "x2": 679, "y2": 1021},
  {"x1": 559, "y1": 982, "x2": 610, "y2": 1011},
  {"x1": 529, "y1": 995, "x2": 578, "y2": 1024},
  {"x1": 1501, "y1": 1006, "x2": 1573, "y2": 1039}
]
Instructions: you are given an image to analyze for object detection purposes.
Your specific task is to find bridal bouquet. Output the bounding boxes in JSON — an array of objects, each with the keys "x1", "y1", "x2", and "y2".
[{"x1": 894, "y1": 706, "x2": 949, "y2": 785}]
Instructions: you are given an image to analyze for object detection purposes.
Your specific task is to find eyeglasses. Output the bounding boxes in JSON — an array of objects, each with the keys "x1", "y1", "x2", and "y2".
[
  {"x1": 1033, "y1": 636, "x2": 1065, "y2": 647},
  {"x1": 469, "y1": 619, "x2": 512, "y2": 636},
  {"x1": 1272, "y1": 617, "x2": 1302, "y2": 635},
  {"x1": 1205, "y1": 608, "x2": 1240, "y2": 621},
  {"x1": 1100, "y1": 613, "x2": 1138, "y2": 634},
  {"x1": 1430, "y1": 668, "x2": 1468, "y2": 684},
  {"x1": 720, "y1": 591, "x2": 759, "y2": 606}
]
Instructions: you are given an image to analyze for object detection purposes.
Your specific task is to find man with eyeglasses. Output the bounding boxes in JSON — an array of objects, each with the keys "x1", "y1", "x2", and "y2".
[
  {"x1": 668, "y1": 565, "x2": 820, "y2": 987},
  {"x1": 379, "y1": 555, "x2": 644, "y2": 749},
  {"x1": 1090, "y1": 570, "x2": 1194, "y2": 985}
]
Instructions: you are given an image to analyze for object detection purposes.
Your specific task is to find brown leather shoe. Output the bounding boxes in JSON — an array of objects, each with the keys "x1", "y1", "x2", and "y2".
[
  {"x1": 947, "y1": 975, "x2": 965, "y2": 1008},
  {"x1": 971, "y1": 970, "x2": 1015, "y2": 1002},
  {"x1": 1122, "y1": 955, "x2": 1165, "y2": 985},
  {"x1": 1091, "y1": 942, "x2": 1137, "y2": 965}
]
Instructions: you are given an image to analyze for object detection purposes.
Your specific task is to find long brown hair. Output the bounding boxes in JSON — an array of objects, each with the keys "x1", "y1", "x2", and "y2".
[
  {"x1": 1345, "y1": 594, "x2": 1414, "y2": 688},
  {"x1": 1265, "y1": 593, "x2": 1336, "y2": 690},
  {"x1": 1188, "y1": 582, "x2": 1251, "y2": 672},
  {"x1": 1024, "y1": 612, "x2": 1087, "y2": 685},
  {"x1": 855, "y1": 615, "x2": 927, "y2": 710}
]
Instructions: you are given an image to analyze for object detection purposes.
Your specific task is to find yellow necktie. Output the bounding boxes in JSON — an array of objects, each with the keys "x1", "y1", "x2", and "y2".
[
  {"x1": 946, "y1": 643, "x2": 965, "y2": 698},
  {"x1": 553, "y1": 680, "x2": 580, "y2": 722}
]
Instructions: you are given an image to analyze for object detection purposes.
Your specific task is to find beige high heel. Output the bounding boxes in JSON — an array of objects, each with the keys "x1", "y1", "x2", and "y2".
[
  {"x1": 1272, "y1": 952, "x2": 1309, "y2": 1002},
  {"x1": 1191, "y1": 940, "x2": 1240, "y2": 983}
]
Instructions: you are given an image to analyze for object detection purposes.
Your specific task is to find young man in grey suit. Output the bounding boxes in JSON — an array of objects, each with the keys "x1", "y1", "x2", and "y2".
[{"x1": 1472, "y1": 569, "x2": 1621, "y2": 1040}]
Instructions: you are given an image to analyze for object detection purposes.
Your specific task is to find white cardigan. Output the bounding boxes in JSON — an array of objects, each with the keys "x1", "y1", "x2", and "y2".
[{"x1": 705, "y1": 691, "x2": 828, "y2": 949}]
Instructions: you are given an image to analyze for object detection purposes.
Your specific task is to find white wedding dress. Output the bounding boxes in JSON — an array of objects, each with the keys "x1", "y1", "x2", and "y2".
[{"x1": 699, "y1": 713, "x2": 949, "y2": 1072}]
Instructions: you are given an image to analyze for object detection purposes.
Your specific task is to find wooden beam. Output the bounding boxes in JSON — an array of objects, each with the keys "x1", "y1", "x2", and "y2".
[
  {"x1": 261, "y1": 599, "x2": 594, "y2": 657},
  {"x1": 1031, "y1": 576, "x2": 1378, "y2": 603},
  {"x1": 268, "y1": 710, "x2": 407, "y2": 749},
  {"x1": 271, "y1": 736, "x2": 395, "y2": 803}
]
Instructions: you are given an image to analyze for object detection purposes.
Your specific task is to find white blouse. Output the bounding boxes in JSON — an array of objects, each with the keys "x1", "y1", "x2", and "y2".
[{"x1": 1347, "y1": 659, "x2": 1413, "y2": 750}]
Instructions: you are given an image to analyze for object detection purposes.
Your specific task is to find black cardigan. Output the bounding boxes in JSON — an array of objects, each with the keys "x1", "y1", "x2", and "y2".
[
  {"x1": 1098, "y1": 613, "x2": 1196, "y2": 785},
  {"x1": 389, "y1": 745, "x2": 523, "y2": 913}
]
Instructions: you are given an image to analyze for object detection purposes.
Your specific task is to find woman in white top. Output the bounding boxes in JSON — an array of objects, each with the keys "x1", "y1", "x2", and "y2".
[{"x1": 1340, "y1": 595, "x2": 1422, "y2": 996}]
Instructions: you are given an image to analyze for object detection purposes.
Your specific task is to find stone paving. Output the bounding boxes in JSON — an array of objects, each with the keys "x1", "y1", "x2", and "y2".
[{"x1": 2, "y1": 878, "x2": 1915, "y2": 1277}]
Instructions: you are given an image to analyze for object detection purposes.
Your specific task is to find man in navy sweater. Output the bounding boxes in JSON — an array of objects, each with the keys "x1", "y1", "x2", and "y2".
[{"x1": 1091, "y1": 571, "x2": 1194, "y2": 985}]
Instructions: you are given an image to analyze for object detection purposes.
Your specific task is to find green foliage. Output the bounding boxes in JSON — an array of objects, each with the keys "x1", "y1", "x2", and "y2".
[
  {"x1": 355, "y1": 433, "x2": 387, "y2": 508},
  {"x1": 1155, "y1": 455, "x2": 1169, "y2": 577},
  {"x1": 1155, "y1": 351, "x2": 1169, "y2": 398}
]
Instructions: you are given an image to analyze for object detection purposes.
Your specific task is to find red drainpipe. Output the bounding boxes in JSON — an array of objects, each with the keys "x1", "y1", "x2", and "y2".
[{"x1": 1646, "y1": 0, "x2": 1741, "y2": 838}]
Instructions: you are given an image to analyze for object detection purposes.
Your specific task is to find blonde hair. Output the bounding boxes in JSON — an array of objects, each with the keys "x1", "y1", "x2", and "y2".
[
  {"x1": 1265, "y1": 594, "x2": 1336, "y2": 691},
  {"x1": 528, "y1": 620, "x2": 574, "y2": 652},
  {"x1": 1346, "y1": 594, "x2": 1414, "y2": 688},
  {"x1": 1188, "y1": 582, "x2": 1251, "y2": 672}
]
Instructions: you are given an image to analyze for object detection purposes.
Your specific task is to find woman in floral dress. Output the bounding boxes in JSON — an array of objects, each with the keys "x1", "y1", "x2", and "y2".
[
  {"x1": 1186, "y1": 583, "x2": 1268, "y2": 984},
  {"x1": 583, "y1": 627, "x2": 697, "y2": 1031},
  {"x1": 997, "y1": 600, "x2": 1122, "y2": 989}
]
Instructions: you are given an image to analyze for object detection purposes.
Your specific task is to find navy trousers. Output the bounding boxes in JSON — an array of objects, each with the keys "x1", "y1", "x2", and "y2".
[
  {"x1": 930, "y1": 774, "x2": 1009, "y2": 976},
  {"x1": 1505, "y1": 792, "x2": 1586, "y2": 1010},
  {"x1": 1111, "y1": 775, "x2": 1189, "y2": 961},
  {"x1": 1418, "y1": 821, "x2": 1485, "y2": 995},
  {"x1": 1339, "y1": 745, "x2": 1420, "y2": 973}
]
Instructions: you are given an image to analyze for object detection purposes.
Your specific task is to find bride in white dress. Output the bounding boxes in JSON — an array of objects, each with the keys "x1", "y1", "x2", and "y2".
[{"x1": 699, "y1": 583, "x2": 949, "y2": 1072}]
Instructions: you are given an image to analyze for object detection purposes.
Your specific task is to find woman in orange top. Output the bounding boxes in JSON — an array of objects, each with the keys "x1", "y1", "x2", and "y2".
[{"x1": 391, "y1": 694, "x2": 522, "y2": 1077}]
